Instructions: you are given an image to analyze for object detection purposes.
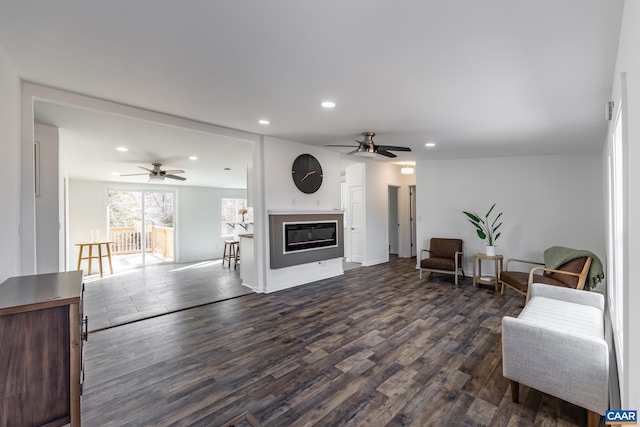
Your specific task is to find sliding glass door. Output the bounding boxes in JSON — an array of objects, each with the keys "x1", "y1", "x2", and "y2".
[{"x1": 108, "y1": 189, "x2": 175, "y2": 268}]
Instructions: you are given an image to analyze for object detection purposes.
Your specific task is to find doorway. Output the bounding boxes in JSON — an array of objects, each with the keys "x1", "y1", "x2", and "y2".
[{"x1": 108, "y1": 189, "x2": 176, "y2": 269}]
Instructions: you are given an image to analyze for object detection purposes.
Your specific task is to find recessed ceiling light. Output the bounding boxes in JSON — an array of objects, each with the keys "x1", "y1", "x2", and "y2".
[
  {"x1": 258, "y1": 119, "x2": 270, "y2": 125},
  {"x1": 116, "y1": 146, "x2": 128, "y2": 152},
  {"x1": 425, "y1": 142, "x2": 436, "y2": 147},
  {"x1": 111, "y1": 171, "x2": 120, "y2": 176},
  {"x1": 320, "y1": 101, "x2": 336, "y2": 108},
  {"x1": 189, "y1": 156, "x2": 198, "y2": 160}
]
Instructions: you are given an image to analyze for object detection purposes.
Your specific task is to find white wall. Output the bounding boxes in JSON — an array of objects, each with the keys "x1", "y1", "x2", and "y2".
[
  {"x1": 0, "y1": 43, "x2": 21, "y2": 282},
  {"x1": 261, "y1": 136, "x2": 343, "y2": 293},
  {"x1": 68, "y1": 179, "x2": 246, "y2": 271},
  {"x1": 416, "y1": 153, "x2": 605, "y2": 276},
  {"x1": 607, "y1": 0, "x2": 640, "y2": 410},
  {"x1": 34, "y1": 123, "x2": 60, "y2": 273},
  {"x1": 178, "y1": 186, "x2": 247, "y2": 262}
]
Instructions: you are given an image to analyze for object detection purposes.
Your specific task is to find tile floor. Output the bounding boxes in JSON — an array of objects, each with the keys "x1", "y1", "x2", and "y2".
[
  {"x1": 83, "y1": 258, "x2": 252, "y2": 332},
  {"x1": 83, "y1": 257, "x2": 362, "y2": 332}
]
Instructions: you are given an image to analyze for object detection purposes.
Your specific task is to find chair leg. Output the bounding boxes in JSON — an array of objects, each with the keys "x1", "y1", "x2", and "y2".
[
  {"x1": 587, "y1": 410, "x2": 600, "y2": 427},
  {"x1": 509, "y1": 380, "x2": 519, "y2": 403},
  {"x1": 234, "y1": 246, "x2": 240, "y2": 270},
  {"x1": 419, "y1": 269, "x2": 423, "y2": 279},
  {"x1": 222, "y1": 242, "x2": 229, "y2": 267}
]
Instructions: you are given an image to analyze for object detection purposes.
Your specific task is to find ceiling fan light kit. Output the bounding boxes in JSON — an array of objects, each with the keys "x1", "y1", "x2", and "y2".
[{"x1": 352, "y1": 150, "x2": 376, "y2": 158}]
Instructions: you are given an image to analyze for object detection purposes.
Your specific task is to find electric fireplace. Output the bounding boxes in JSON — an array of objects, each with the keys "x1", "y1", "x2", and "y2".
[
  {"x1": 283, "y1": 220, "x2": 338, "y2": 253},
  {"x1": 269, "y1": 212, "x2": 344, "y2": 269}
]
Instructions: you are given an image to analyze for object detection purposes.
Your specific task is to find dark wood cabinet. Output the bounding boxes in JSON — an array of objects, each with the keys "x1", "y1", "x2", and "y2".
[{"x1": 0, "y1": 271, "x2": 85, "y2": 427}]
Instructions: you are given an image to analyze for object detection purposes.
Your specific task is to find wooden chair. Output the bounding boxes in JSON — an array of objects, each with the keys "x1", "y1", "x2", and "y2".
[
  {"x1": 500, "y1": 256, "x2": 592, "y2": 303},
  {"x1": 419, "y1": 238, "x2": 465, "y2": 285}
]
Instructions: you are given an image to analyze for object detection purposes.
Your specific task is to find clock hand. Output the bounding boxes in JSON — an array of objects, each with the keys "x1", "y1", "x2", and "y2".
[{"x1": 300, "y1": 170, "x2": 316, "y2": 182}]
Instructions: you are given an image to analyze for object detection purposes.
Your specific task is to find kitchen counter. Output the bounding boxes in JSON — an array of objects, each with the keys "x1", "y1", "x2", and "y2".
[{"x1": 239, "y1": 234, "x2": 256, "y2": 291}]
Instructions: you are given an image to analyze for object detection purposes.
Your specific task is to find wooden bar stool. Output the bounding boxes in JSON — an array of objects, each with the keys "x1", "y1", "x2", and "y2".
[
  {"x1": 222, "y1": 240, "x2": 239, "y2": 268},
  {"x1": 75, "y1": 241, "x2": 115, "y2": 278}
]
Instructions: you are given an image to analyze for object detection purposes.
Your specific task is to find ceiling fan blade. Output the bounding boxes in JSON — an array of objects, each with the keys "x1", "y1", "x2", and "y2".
[
  {"x1": 138, "y1": 166, "x2": 154, "y2": 172},
  {"x1": 377, "y1": 145, "x2": 412, "y2": 152},
  {"x1": 376, "y1": 150, "x2": 397, "y2": 158},
  {"x1": 162, "y1": 169, "x2": 185, "y2": 174},
  {"x1": 165, "y1": 174, "x2": 187, "y2": 181},
  {"x1": 119, "y1": 173, "x2": 149, "y2": 176}
]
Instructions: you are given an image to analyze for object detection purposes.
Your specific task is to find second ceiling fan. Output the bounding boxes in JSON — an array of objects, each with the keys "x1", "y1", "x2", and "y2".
[
  {"x1": 327, "y1": 132, "x2": 412, "y2": 158},
  {"x1": 121, "y1": 162, "x2": 186, "y2": 181}
]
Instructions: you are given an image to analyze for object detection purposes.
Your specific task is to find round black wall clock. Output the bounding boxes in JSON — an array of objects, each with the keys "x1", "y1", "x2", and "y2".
[{"x1": 291, "y1": 154, "x2": 323, "y2": 194}]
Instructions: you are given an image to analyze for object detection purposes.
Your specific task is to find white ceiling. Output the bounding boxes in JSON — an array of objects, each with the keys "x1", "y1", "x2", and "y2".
[
  {"x1": 0, "y1": 0, "x2": 624, "y2": 187},
  {"x1": 34, "y1": 101, "x2": 254, "y2": 188}
]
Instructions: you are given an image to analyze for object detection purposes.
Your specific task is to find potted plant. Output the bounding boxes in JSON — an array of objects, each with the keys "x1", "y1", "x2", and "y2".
[
  {"x1": 463, "y1": 203, "x2": 503, "y2": 256},
  {"x1": 238, "y1": 208, "x2": 248, "y2": 222}
]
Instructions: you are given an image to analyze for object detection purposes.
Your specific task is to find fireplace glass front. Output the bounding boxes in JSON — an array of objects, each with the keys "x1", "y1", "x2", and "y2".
[{"x1": 284, "y1": 221, "x2": 338, "y2": 253}]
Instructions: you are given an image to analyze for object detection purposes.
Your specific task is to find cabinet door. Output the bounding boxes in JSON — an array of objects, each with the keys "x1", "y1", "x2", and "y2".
[{"x1": 0, "y1": 307, "x2": 70, "y2": 427}]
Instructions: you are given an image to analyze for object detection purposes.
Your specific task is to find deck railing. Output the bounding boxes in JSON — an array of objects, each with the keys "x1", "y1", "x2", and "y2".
[{"x1": 110, "y1": 226, "x2": 174, "y2": 260}]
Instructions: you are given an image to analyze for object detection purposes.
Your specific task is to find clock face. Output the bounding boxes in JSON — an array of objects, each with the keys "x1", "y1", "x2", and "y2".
[{"x1": 291, "y1": 154, "x2": 323, "y2": 194}]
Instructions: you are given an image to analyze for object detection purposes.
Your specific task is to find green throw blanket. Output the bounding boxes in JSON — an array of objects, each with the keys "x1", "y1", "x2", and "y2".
[{"x1": 543, "y1": 246, "x2": 605, "y2": 290}]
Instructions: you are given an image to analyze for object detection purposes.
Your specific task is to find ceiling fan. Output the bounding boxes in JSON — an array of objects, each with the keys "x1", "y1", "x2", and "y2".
[
  {"x1": 326, "y1": 132, "x2": 412, "y2": 158},
  {"x1": 120, "y1": 162, "x2": 186, "y2": 181}
]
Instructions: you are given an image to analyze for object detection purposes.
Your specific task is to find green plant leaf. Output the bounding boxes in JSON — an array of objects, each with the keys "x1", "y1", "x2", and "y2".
[
  {"x1": 467, "y1": 219, "x2": 483, "y2": 231},
  {"x1": 491, "y1": 212, "x2": 503, "y2": 227},
  {"x1": 485, "y1": 203, "x2": 496, "y2": 218},
  {"x1": 463, "y1": 211, "x2": 480, "y2": 223}
]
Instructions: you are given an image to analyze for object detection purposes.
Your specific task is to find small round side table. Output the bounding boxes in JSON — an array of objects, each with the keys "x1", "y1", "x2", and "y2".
[{"x1": 472, "y1": 252, "x2": 504, "y2": 291}]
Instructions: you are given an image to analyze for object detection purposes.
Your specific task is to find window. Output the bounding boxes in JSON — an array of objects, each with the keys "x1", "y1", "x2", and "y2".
[
  {"x1": 607, "y1": 99, "x2": 626, "y2": 388},
  {"x1": 221, "y1": 198, "x2": 253, "y2": 236}
]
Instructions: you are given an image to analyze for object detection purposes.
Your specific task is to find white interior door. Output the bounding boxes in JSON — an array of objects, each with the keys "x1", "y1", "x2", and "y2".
[
  {"x1": 349, "y1": 185, "x2": 364, "y2": 263},
  {"x1": 388, "y1": 186, "x2": 399, "y2": 254},
  {"x1": 341, "y1": 182, "x2": 350, "y2": 260},
  {"x1": 410, "y1": 185, "x2": 417, "y2": 257}
]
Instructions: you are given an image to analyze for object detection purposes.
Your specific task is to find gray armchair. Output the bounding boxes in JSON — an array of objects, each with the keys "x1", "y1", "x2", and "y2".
[{"x1": 502, "y1": 283, "x2": 609, "y2": 427}]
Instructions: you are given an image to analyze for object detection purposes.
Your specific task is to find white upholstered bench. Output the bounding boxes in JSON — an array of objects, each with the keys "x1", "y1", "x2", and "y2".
[{"x1": 502, "y1": 283, "x2": 609, "y2": 427}]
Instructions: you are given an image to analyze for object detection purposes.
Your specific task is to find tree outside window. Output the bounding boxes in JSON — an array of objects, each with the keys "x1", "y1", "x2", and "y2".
[{"x1": 221, "y1": 198, "x2": 252, "y2": 236}]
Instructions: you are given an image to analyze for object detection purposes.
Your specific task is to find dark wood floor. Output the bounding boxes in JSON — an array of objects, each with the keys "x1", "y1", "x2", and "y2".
[{"x1": 81, "y1": 256, "x2": 591, "y2": 426}]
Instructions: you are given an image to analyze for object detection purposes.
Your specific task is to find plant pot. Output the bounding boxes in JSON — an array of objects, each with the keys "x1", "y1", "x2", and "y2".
[{"x1": 485, "y1": 245, "x2": 496, "y2": 256}]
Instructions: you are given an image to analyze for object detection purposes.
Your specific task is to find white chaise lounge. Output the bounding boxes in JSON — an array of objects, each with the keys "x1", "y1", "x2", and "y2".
[{"x1": 502, "y1": 283, "x2": 609, "y2": 427}]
